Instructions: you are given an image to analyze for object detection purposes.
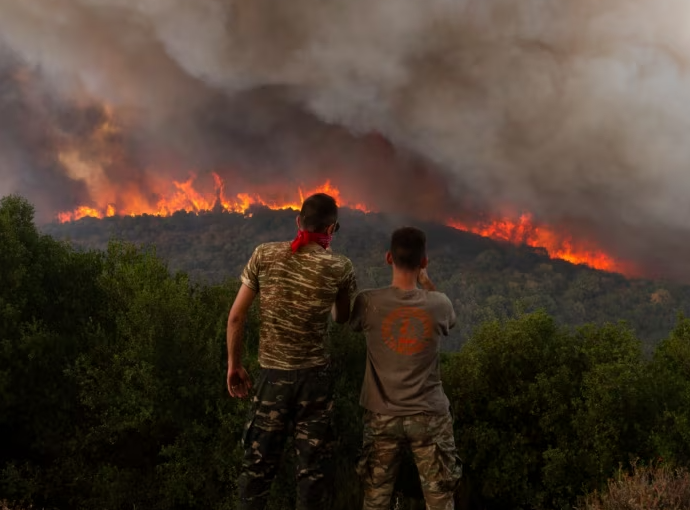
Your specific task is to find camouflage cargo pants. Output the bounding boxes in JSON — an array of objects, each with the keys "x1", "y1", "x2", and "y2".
[
  {"x1": 237, "y1": 363, "x2": 334, "y2": 510},
  {"x1": 356, "y1": 410, "x2": 462, "y2": 510}
]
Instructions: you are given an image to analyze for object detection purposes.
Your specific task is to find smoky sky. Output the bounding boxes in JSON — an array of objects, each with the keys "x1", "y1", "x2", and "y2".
[{"x1": 1, "y1": 0, "x2": 690, "y2": 279}]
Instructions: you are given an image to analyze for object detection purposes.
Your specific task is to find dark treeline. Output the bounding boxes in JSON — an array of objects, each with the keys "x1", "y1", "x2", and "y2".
[
  {"x1": 44, "y1": 207, "x2": 690, "y2": 352},
  {"x1": 3, "y1": 194, "x2": 690, "y2": 509}
]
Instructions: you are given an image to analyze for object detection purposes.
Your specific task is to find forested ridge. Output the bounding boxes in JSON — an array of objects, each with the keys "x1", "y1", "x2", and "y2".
[
  {"x1": 3, "y1": 194, "x2": 690, "y2": 509},
  {"x1": 45, "y1": 206, "x2": 690, "y2": 351}
]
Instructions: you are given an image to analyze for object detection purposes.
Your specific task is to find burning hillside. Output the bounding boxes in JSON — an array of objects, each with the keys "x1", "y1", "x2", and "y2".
[
  {"x1": 42, "y1": 95, "x2": 633, "y2": 274},
  {"x1": 55, "y1": 170, "x2": 634, "y2": 275},
  {"x1": 2, "y1": 0, "x2": 690, "y2": 280}
]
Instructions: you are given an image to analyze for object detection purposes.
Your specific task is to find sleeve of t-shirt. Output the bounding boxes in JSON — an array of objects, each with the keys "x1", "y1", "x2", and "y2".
[
  {"x1": 339, "y1": 259, "x2": 358, "y2": 305},
  {"x1": 448, "y1": 296, "x2": 457, "y2": 330},
  {"x1": 240, "y1": 245, "x2": 262, "y2": 292},
  {"x1": 349, "y1": 292, "x2": 367, "y2": 332}
]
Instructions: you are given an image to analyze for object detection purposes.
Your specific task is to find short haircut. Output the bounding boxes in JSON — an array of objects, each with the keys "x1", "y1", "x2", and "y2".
[
  {"x1": 390, "y1": 227, "x2": 427, "y2": 270},
  {"x1": 299, "y1": 193, "x2": 338, "y2": 233}
]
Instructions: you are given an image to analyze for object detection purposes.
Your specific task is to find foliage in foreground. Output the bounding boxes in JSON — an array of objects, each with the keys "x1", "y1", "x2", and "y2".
[
  {"x1": 3, "y1": 194, "x2": 690, "y2": 509},
  {"x1": 578, "y1": 462, "x2": 690, "y2": 510}
]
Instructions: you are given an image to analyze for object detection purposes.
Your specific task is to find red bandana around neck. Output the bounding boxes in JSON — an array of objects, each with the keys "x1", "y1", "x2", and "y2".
[{"x1": 290, "y1": 230, "x2": 332, "y2": 252}]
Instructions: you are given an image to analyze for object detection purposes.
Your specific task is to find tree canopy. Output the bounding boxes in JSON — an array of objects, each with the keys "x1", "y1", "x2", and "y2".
[
  {"x1": 2, "y1": 195, "x2": 690, "y2": 509},
  {"x1": 45, "y1": 207, "x2": 690, "y2": 351}
]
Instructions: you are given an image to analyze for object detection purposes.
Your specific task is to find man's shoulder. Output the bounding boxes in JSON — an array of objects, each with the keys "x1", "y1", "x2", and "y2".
[
  {"x1": 258, "y1": 241, "x2": 290, "y2": 250},
  {"x1": 323, "y1": 249, "x2": 353, "y2": 264},
  {"x1": 318, "y1": 250, "x2": 354, "y2": 274},
  {"x1": 426, "y1": 289, "x2": 451, "y2": 299},
  {"x1": 357, "y1": 287, "x2": 452, "y2": 307},
  {"x1": 254, "y1": 241, "x2": 290, "y2": 257},
  {"x1": 356, "y1": 287, "x2": 392, "y2": 301},
  {"x1": 425, "y1": 290, "x2": 453, "y2": 305}
]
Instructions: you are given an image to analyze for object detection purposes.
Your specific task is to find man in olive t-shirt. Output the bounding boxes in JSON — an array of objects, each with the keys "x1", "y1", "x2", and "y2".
[
  {"x1": 350, "y1": 227, "x2": 462, "y2": 510},
  {"x1": 226, "y1": 193, "x2": 357, "y2": 510}
]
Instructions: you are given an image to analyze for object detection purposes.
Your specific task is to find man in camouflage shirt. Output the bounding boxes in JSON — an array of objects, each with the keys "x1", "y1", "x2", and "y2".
[
  {"x1": 226, "y1": 193, "x2": 357, "y2": 510},
  {"x1": 350, "y1": 227, "x2": 462, "y2": 510}
]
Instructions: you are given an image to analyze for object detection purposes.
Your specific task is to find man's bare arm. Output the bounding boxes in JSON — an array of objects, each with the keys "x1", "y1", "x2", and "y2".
[{"x1": 227, "y1": 284, "x2": 257, "y2": 398}]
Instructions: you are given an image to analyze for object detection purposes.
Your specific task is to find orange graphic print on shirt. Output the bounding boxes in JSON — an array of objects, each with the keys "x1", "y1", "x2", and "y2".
[{"x1": 380, "y1": 306, "x2": 433, "y2": 355}]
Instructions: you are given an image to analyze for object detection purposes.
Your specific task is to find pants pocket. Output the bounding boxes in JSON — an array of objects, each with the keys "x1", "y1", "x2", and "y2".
[
  {"x1": 431, "y1": 437, "x2": 463, "y2": 493},
  {"x1": 241, "y1": 370, "x2": 269, "y2": 447}
]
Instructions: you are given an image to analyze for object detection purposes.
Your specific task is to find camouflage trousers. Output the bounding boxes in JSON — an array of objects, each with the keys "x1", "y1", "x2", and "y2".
[
  {"x1": 356, "y1": 410, "x2": 463, "y2": 510},
  {"x1": 237, "y1": 364, "x2": 335, "y2": 510}
]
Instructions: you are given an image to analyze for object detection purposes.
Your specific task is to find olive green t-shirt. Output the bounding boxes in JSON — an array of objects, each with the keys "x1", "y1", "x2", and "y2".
[
  {"x1": 350, "y1": 286, "x2": 456, "y2": 415},
  {"x1": 241, "y1": 241, "x2": 357, "y2": 370}
]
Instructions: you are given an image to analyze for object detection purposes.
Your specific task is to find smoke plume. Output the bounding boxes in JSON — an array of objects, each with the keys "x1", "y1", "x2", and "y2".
[{"x1": 1, "y1": 0, "x2": 689, "y2": 279}]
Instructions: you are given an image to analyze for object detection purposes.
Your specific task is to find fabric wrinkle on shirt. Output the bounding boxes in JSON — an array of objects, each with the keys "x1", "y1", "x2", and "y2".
[
  {"x1": 351, "y1": 286, "x2": 457, "y2": 416},
  {"x1": 240, "y1": 241, "x2": 357, "y2": 370}
]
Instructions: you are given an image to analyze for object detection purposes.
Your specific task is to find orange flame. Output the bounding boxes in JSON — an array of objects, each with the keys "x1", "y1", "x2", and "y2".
[
  {"x1": 447, "y1": 215, "x2": 635, "y2": 274},
  {"x1": 57, "y1": 173, "x2": 633, "y2": 275},
  {"x1": 57, "y1": 173, "x2": 371, "y2": 220}
]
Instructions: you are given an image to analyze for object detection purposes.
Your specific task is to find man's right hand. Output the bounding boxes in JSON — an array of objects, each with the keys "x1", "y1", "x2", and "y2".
[
  {"x1": 227, "y1": 365, "x2": 252, "y2": 398},
  {"x1": 417, "y1": 268, "x2": 437, "y2": 291}
]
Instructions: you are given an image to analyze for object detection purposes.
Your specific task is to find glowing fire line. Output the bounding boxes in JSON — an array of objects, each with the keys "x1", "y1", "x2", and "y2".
[
  {"x1": 57, "y1": 173, "x2": 629, "y2": 274},
  {"x1": 447, "y1": 216, "x2": 622, "y2": 272}
]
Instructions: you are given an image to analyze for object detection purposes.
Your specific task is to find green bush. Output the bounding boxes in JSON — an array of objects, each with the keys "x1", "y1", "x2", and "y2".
[
  {"x1": 648, "y1": 315, "x2": 690, "y2": 467},
  {"x1": 444, "y1": 312, "x2": 656, "y2": 509},
  {"x1": 3, "y1": 194, "x2": 690, "y2": 509}
]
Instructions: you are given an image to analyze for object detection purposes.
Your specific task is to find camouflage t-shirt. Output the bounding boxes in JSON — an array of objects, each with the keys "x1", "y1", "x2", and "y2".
[{"x1": 241, "y1": 241, "x2": 357, "y2": 370}]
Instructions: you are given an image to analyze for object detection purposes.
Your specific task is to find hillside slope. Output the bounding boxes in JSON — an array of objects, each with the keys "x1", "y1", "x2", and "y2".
[{"x1": 43, "y1": 207, "x2": 690, "y2": 350}]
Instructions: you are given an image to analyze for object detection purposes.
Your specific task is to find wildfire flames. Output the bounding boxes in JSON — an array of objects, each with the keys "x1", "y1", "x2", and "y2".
[
  {"x1": 56, "y1": 174, "x2": 634, "y2": 275},
  {"x1": 45, "y1": 93, "x2": 638, "y2": 277},
  {"x1": 56, "y1": 175, "x2": 370, "y2": 222},
  {"x1": 447, "y1": 217, "x2": 629, "y2": 274}
]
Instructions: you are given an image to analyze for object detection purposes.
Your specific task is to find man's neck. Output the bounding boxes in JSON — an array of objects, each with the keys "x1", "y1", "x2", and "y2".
[{"x1": 391, "y1": 269, "x2": 419, "y2": 291}]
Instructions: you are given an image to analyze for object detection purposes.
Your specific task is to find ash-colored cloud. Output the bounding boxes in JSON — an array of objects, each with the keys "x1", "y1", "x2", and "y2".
[{"x1": 1, "y1": 0, "x2": 690, "y2": 278}]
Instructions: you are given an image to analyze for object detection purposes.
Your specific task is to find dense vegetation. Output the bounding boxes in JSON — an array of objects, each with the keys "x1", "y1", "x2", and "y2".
[
  {"x1": 3, "y1": 194, "x2": 690, "y2": 509},
  {"x1": 44, "y1": 207, "x2": 690, "y2": 351}
]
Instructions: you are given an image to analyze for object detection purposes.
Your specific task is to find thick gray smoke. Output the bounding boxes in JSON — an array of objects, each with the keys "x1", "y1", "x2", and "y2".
[{"x1": 1, "y1": 0, "x2": 689, "y2": 279}]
